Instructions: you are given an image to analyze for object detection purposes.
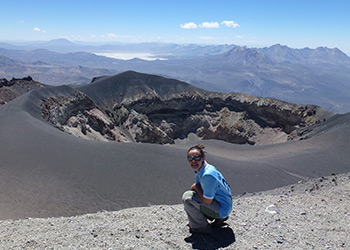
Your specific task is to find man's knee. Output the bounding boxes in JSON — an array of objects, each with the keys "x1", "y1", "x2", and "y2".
[
  {"x1": 200, "y1": 205, "x2": 221, "y2": 219},
  {"x1": 182, "y1": 190, "x2": 195, "y2": 203}
]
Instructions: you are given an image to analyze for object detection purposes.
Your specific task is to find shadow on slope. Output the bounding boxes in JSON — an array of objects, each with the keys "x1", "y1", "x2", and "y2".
[
  {"x1": 185, "y1": 226, "x2": 235, "y2": 250},
  {"x1": 78, "y1": 70, "x2": 204, "y2": 109}
]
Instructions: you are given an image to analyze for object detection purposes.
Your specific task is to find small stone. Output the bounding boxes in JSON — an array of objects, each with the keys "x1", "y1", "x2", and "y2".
[
  {"x1": 265, "y1": 204, "x2": 280, "y2": 214},
  {"x1": 276, "y1": 239, "x2": 284, "y2": 244}
]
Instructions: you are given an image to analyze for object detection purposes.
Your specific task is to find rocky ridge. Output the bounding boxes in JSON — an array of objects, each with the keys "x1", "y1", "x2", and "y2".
[
  {"x1": 40, "y1": 71, "x2": 334, "y2": 145},
  {"x1": 0, "y1": 76, "x2": 43, "y2": 105}
]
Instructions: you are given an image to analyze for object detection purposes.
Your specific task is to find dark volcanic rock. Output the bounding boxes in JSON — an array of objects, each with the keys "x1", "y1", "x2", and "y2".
[
  {"x1": 112, "y1": 85, "x2": 333, "y2": 144},
  {"x1": 41, "y1": 71, "x2": 334, "y2": 145},
  {"x1": 40, "y1": 90, "x2": 173, "y2": 143},
  {"x1": 41, "y1": 92, "x2": 127, "y2": 142},
  {"x1": 0, "y1": 76, "x2": 43, "y2": 105}
]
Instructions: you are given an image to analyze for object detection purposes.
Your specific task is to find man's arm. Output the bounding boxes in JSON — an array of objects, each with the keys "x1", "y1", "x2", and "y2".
[{"x1": 191, "y1": 183, "x2": 213, "y2": 204}]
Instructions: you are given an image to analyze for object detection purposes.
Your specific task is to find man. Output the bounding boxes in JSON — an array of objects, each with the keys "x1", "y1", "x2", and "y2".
[{"x1": 182, "y1": 144, "x2": 233, "y2": 234}]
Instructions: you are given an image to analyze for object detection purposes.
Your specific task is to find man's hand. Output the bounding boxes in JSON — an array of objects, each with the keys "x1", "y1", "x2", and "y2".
[{"x1": 190, "y1": 183, "x2": 213, "y2": 204}]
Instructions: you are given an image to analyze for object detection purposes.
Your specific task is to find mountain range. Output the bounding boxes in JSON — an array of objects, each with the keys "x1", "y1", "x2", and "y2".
[{"x1": 1, "y1": 40, "x2": 350, "y2": 113}]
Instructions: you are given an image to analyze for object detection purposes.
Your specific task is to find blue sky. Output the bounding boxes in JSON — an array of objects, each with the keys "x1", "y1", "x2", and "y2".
[{"x1": 1, "y1": 0, "x2": 350, "y2": 54}]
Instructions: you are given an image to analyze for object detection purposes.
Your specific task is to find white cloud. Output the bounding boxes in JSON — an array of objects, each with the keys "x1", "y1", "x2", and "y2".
[
  {"x1": 33, "y1": 27, "x2": 46, "y2": 33},
  {"x1": 180, "y1": 22, "x2": 198, "y2": 29},
  {"x1": 107, "y1": 33, "x2": 117, "y2": 38},
  {"x1": 200, "y1": 22, "x2": 220, "y2": 29},
  {"x1": 236, "y1": 35, "x2": 244, "y2": 39},
  {"x1": 222, "y1": 20, "x2": 240, "y2": 28},
  {"x1": 181, "y1": 20, "x2": 239, "y2": 30}
]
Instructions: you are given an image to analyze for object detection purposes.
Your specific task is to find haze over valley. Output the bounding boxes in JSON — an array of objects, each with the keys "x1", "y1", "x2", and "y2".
[{"x1": 1, "y1": 39, "x2": 350, "y2": 113}]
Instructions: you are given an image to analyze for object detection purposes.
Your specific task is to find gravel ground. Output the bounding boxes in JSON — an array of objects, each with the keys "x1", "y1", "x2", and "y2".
[{"x1": 1, "y1": 173, "x2": 349, "y2": 250}]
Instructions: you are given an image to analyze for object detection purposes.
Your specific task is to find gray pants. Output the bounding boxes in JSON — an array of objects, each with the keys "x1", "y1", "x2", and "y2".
[{"x1": 182, "y1": 190, "x2": 221, "y2": 228}]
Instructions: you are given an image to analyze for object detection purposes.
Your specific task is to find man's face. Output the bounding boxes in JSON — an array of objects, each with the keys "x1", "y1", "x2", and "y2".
[{"x1": 187, "y1": 149, "x2": 204, "y2": 172}]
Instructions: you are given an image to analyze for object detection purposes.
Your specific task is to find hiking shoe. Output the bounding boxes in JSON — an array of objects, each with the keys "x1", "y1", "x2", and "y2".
[
  {"x1": 189, "y1": 225, "x2": 213, "y2": 235},
  {"x1": 210, "y1": 217, "x2": 229, "y2": 227}
]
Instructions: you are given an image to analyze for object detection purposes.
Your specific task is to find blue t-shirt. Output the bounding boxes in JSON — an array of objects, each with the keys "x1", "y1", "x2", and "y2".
[{"x1": 195, "y1": 161, "x2": 232, "y2": 218}]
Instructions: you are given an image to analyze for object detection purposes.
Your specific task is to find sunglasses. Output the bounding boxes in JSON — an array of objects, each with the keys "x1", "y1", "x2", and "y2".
[{"x1": 187, "y1": 155, "x2": 202, "y2": 161}]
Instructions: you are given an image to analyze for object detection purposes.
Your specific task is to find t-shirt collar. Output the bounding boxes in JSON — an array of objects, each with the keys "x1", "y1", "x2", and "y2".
[{"x1": 195, "y1": 161, "x2": 208, "y2": 174}]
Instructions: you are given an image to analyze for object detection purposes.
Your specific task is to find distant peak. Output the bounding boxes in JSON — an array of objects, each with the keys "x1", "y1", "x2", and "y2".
[
  {"x1": 50, "y1": 38, "x2": 70, "y2": 42},
  {"x1": 45, "y1": 39, "x2": 76, "y2": 46},
  {"x1": 269, "y1": 44, "x2": 289, "y2": 49},
  {"x1": 315, "y1": 46, "x2": 328, "y2": 51}
]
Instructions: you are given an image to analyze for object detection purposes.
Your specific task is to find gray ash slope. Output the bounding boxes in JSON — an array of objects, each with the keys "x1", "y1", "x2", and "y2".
[{"x1": 0, "y1": 71, "x2": 349, "y2": 220}]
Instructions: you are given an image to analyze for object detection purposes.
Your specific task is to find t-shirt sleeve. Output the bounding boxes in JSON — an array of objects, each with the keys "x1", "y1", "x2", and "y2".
[{"x1": 201, "y1": 175, "x2": 217, "y2": 199}]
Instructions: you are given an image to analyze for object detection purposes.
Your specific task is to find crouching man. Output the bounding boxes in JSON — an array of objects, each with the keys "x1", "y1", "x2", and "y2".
[{"x1": 182, "y1": 144, "x2": 233, "y2": 234}]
